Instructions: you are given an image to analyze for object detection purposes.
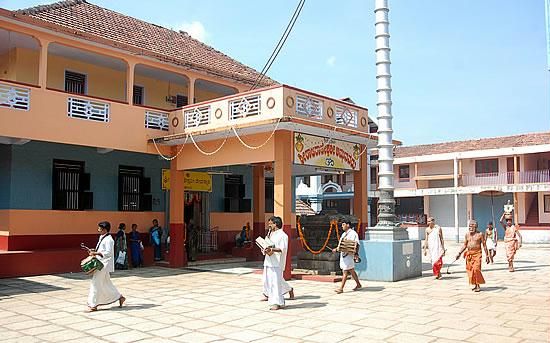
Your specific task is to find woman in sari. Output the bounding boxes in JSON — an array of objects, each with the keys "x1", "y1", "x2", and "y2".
[
  {"x1": 114, "y1": 223, "x2": 129, "y2": 270},
  {"x1": 129, "y1": 223, "x2": 143, "y2": 268}
]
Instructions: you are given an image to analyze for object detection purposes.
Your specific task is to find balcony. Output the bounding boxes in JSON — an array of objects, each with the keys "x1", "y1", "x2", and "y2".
[
  {"x1": 170, "y1": 85, "x2": 371, "y2": 138},
  {"x1": 0, "y1": 79, "x2": 172, "y2": 153},
  {"x1": 462, "y1": 170, "x2": 550, "y2": 187}
]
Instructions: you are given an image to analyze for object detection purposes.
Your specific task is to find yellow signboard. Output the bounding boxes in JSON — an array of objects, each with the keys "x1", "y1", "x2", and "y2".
[
  {"x1": 162, "y1": 169, "x2": 170, "y2": 190},
  {"x1": 294, "y1": 133, "x2": 361, "y2": 171},
  {"x1": 184, "y1": 171, "x2": 212, "y2": 192}
]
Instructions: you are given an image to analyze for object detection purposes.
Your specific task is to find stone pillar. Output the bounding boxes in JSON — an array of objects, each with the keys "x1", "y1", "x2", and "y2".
[
  {"x1": 169, "y1": 150, "x2": 187, "y2": 267},
  {"x1": 354, "y1": 151, "x2": 368, "y2": 238},
  {"x1": 252, "y1": 164, "x2": 266, "y2": 259},
  {"x1": 357, "y1": 0, "x2": 421, "y2": 281},
  {"x1": 274, "y1": 130, "x2": 293, "y2": 280},
  {"x1": 38, "y1": 40, "x2": 49, "y2": 88}
]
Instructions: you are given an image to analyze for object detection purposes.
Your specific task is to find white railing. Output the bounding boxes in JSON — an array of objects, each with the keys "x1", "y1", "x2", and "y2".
[
  {"x1": 198, "y1": 230, "x2": 218, "y2": 253},
  {"x1": 0, "y1": 82, "x2": 30, "y2": 111},
  {"x1": 67, "y1": 97, "x2": 109, "y2": 122},
  {"x1": 184, "y1": 105, "x2": 210, "y2": 128},
  {"x1": 462, "y1": 172, "x2": 514, "y2": 186},
  {"x1": 296, "y1": 94, "x2": 323, "y2": 119},
  {"x1": 335, "y1": 105, "x2": 358, "y2": 128},
  {"x1": 145, "y1": 110, "x2": 169, "y2": 131},
  {"x1": 229, "y1": 94, "x2": 261, "y2": 120},
  {"x1": 519, "y1": 169, "x2": 550, "y2": 184}
]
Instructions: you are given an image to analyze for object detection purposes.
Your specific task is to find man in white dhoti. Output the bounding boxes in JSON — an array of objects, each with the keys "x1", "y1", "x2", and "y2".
[
  {"x1": 333, "y1": 220, "x2": 362, "y2": 293},
  {"x1": 87, "y1": 221, "x2": 125, "y2": 312},
  {"x1": 261, "y1": 221, "x2": 294, "y2": 302},
  {"x1": 262, "y1": 216, "x2": 289, "y2": 310},
  {"x1": 423, "y1": 217, "x2": 445, "y2": 279}
]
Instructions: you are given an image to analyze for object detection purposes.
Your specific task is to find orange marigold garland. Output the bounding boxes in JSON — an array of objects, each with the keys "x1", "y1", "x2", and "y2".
[{"x1": 297, "y1": 219, "x2": 339, "y2": 255}]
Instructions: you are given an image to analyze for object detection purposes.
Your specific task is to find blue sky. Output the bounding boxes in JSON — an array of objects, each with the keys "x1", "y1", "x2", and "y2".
[{"x1": 2, "y1": 0, "x2": 548, "y2": 146}]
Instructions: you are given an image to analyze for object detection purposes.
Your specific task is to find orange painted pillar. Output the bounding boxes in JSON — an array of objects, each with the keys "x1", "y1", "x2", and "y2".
[
  {"x1": 38, "y1": 40, "x2": 49, "y2": 88},
  {"x1": 169, "y1": 149, "x2": 187, "y2": 268},
  {"x1": 252, "y1": 164, "x2": 266, "y2": 259},
  {"x1": 354, "y1": 151, "x2": 368, "y2": 239},
  {"x1": 274, "y1": 130, "x2": 293, "y2": 280}
]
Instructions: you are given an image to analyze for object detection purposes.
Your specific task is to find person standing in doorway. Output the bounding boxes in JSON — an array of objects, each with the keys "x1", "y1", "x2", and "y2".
[
  {"x1": 500, "y1": 212, "x2": 522, "y2": 272},
  {"x1": 456, "y1": 220, "x2": 488, "y2": 292},
  {"x1": 484, "y1": 222, "x2": 497, "y2": 264},
  {"x1": 149, "y1": 219, "x2": 162, "y2": 261},
  {"x1": 424, "y1": 217, "x2": 445, "y2": 279},
  {"x1": 333, "y1": 219, "x2": 362, "y2": 293},
  {"x1": 87, "y1": 221, "x2": 125, "y2": 312}
]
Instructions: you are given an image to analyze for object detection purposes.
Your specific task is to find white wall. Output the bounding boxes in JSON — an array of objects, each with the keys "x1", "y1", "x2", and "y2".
[
  {"x1": 426, "y1": 194, "x2": 467, "y2": 240},
  {"x1": 418, "y1": 160, "x2": 453, "y2": 175}
]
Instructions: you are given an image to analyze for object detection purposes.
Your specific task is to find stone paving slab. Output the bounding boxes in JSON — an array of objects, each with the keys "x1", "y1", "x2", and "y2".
[{"x1": 0, "y1": 243, "x2": 549, "y2": 342}]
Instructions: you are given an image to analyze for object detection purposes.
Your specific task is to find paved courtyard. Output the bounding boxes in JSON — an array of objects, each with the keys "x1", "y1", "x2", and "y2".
[{"x1": 0, "y1": 242, "x2": 549, "y2": 343}]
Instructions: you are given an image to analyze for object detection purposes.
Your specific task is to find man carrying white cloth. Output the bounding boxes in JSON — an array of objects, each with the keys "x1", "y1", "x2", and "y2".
[
  {"x1": 332, "y1": 219, "x2": 362, "y2": 293},
  {"x1": 87, "y1": 221, "x2": 126, "y2": 312},
  {"x1": 262, "y1": 216, "x2": 289, "y2": 310}
]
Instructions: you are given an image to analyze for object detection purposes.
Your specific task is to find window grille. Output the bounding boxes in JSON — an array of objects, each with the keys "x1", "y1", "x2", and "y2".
[
  {"x1": 65, "y1": 71, "x2": 86, "y2": 94},
  {"x1": 133, "y1": 85, "x2": 144, "y2": 105}
]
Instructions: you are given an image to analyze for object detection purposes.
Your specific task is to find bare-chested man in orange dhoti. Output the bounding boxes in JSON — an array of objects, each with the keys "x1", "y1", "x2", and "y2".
[
  {"x1": 500, "y1": 212, "x2": 522, "y2": 272},
  {"x1": 456, "y1": 220, "x2": 488, "y2": 292}
]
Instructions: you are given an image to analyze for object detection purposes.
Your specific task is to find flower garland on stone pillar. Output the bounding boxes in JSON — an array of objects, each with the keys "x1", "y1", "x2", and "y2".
[{"x1": 297, "y1": 219, "x2": 339, "y2": 255}]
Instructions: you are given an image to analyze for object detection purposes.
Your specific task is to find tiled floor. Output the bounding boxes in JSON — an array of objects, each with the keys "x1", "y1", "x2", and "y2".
[{"x1": 0, "y1": 242, "x2": 549, "y2": 342}]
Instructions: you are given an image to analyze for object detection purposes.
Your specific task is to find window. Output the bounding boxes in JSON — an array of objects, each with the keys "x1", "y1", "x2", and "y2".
[
  {"x1": 65, "y1": 71, "x2": 86, "y2": 94},
  {"x1": 300, "y1": 177, "x2": 310, "y2": 187},
  {"x1": 176, "y1": 94, "x2": 188, "y2": 108},
  {"x1": 475, "y1": 159, "x2": 499, "y2": 175},
  {"x1": 398, "y1": 165, "x2": 410, "y2": 181},
  {"x1": 265, "y1": 177, "x2": 274, "y2": 213},
  {"x1": 370, "y1": 166, "x2": 378, "y2": 185},
  {"x1": 52, "y1": 159, "x2": 92, "y2": 210},
  {"x1": 544, "y1": 195, "x2": 550, "y2": 213},
  {"x1": 118, "y1": 166, "x2": 151, "y2": 211},
  {"x1": 133, "y1": 85, "x2": 144, "y2": 105}
]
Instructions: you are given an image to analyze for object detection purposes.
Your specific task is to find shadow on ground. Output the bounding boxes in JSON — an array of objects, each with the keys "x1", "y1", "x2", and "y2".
[
  {"x1": 0, "y1": 279, "x2": 68, "y2": 299},
  {"x1": 285, "y1": 301, "x2": 327, "y2": 310}
]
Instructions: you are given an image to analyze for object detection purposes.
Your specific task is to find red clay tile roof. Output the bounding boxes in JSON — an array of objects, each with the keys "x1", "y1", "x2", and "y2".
[
  {"x1": 13, "y1": 0, "x2": 276, "y2": 87},
  {"x1": 395, "y1": 132, "x2": 550, "y2": 158}
]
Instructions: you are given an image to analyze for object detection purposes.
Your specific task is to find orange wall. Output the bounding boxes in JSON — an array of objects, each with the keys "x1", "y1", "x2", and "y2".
[
  {"x1": 210, "y1": 212, "x2": 297, "y2": 232},
  {"x1": 14, "y1": 47, "x2": 39, "y2": 85},
  {"x1": 177, "y1": 132, "x2": 276, "y2": 170},
  {"x1": 134, "y1": 73, "x2": 188, "y2": 109},
  {"x1": 47, "y1": 54, "x2": 126, "y2": 101},
  {"x1": 0, "y1": 209, "x2": 165, "y2": 235}
]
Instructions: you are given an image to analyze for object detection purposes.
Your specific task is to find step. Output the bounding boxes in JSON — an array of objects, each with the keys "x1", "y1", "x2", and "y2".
[{"x1": 188, "y1": 257, "x2": 247, "y2": 266}]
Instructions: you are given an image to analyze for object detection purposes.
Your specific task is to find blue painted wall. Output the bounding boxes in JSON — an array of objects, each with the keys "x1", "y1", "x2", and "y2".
[
  {"x1": 8, "y1": 141, "x2": 169, "y2": 211},
  {"x1": 472, "y1": 193, "x2": 513, "y2": 238},
  {"x1": 0, "y1": 145, "x2": 12, "y2": 209}
]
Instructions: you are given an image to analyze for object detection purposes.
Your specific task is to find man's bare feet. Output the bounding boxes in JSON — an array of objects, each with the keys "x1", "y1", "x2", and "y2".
[
  {"x1": 261, "y1": 294, "x2": 268, "y2": 301},
  {"x1": 119, "y1": 296, "x2": 126, "y2": 308},
  {"x1": 87, "y1": 306, "x2": 98, "y2": 312},
  {"x1": 474, "y1": 285, "x2": 481, "y2": 292},
  {"x1": 334, "y1": 288, "x2": 343, "y2": 294},
  {"x1": 353, "y1": 285, "x2": 362, "y2": 291},
  {"x1": 269, "y1": 305, "x2": 282, "y2": 310},
  {"x1": 288, "y1": 288, "x2": 295, "y2": 300}
]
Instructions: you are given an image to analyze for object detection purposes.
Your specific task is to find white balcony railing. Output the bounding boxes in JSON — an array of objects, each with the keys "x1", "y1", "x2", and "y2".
[
  {"x1": 335, "y1": 105, "x2": 358, "y2": 128},
  {"x1": 462, "y1": 172, "x2": 514, "y2": 186},
  {"x1": 229, "y1": 94, "x2": 261, "y2": 120},
  {"x1": 67, "y1": 96, "x2": 109, "y2": 122},
  {"x1": 0, "y1": 82, "x2": 30, "y2": 111},
  {"x1": 296, "y1": 94, "x2": 323, "y2": 120},
  {"x1": 519, "y1": 169, "x2": 550, "y2": 184},
  {"x1": 184, "y1": 105, "x2": 210, "y2": 128},
  {"x1": 145, "y1": 110, "x2": 169, "y2": 131}
]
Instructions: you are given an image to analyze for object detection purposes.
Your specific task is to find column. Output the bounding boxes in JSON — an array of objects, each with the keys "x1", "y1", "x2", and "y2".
[
  {"x1": 274, "y1": 130, "x2": 293, "y2": 280},
  {"x1": 453, "y1": 157, "x2": 459, "y2": 242},
  {"x1": 252, "y1": 164, "x2": 266, "y2": 259},
  {"x1": 188, "y1": 77, "x2": 196, "y2": 104},
  {"x1": 354, "y1": 151, "x2": 368, "y2": 238},
  {"x1": 513, "y1": 155, "x2": 519, "y2": 225},
  {"x1": 169, "y1": 150, "x2": 187, "y2": 267},
  {"x1": 126, "y1": 61, "x2": 135, "y2": 104},
  {"x1": 38, "y1": 40, "x2": 49, "y2": 88}
]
